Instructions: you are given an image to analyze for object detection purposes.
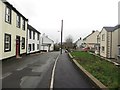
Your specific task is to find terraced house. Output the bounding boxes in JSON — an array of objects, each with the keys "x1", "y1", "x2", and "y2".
[
  {"x1": 27, "y1": 24, "x2": 41, "y2": 54},
  {"x1": 0, "y1": 0, "x2": 28, "y2": 60},
  {"x1": 97, "y1": 25, "x2": 120, "y2": 62}
]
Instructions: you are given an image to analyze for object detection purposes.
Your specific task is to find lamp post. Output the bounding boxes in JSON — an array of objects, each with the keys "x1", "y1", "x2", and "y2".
[{"x1": 61, "y1": 20, "x2": 63, "y2": 54}]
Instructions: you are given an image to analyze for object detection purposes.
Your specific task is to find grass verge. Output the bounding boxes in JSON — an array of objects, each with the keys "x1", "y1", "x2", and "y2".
[{"x1": 71, "y1": 51, "x2": 120, "y2": 89}]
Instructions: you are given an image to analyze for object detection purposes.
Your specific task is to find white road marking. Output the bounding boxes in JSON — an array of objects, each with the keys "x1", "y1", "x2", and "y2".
[
  {"x1": 50, "y1": 54, "x2": 60, "y2": 90},
  {"x1": 16, "y1": 66, "x2": 27, "y2": 71},
  {"x1": 2, "y1": 72, "x2": 12, "y2": 79}
]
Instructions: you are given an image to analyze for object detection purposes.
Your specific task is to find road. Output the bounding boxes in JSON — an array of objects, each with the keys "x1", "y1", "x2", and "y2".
[
  {"x1": 2, "y1": 52, "x2": 59, "y2": 88},
  {"x1": 2, "y1": 51, "x2": 94, "y2": 89}
]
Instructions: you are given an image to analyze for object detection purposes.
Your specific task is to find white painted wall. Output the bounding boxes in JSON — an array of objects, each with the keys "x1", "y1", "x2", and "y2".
[
  {"x1": 27, "y1": 29, "x2": 41, "y2": 54},
  {"x1": 0, "y1": 1, "x2": 28, "y2": 60},
  {"x1": 0, "y1": 0, "x2": 3, "y2": 60},
  {"x1": 76, "y1": 39, "x2": 83, "y2": 48},
  {"x1": 41, "y1": 34, "x2": 54, "y2": 52}
]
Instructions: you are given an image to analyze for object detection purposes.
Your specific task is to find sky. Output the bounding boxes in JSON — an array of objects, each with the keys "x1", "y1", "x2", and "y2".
[{"x1": 7, "y1": 0, "x2": 119, "y2": 43}]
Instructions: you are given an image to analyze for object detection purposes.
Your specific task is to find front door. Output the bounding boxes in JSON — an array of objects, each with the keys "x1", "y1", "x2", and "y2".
[{"x1": 16, "y1": 36, "x2": 20, "y2": 57}]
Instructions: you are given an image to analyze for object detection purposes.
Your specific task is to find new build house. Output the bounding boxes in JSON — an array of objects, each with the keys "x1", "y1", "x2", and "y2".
[
  {"x1": 96, "y1": 25, "x2": 120, "y2": 61},
  {"x1": 0, "y1": 0, "x2": 28, "y2": 60},
  {"x1": 83, "y1": 30, "x2": 99, "y2": 51},
  {"x1": 27, "y1": 24, "x2": 41, "y2": 54},
  {"x1": 41, "y1": 34, "x2": 54, "y2": 52}
]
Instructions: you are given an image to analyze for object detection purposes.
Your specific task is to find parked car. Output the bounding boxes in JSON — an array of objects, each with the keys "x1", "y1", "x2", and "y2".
[{"x1": 82, "y1": 47, "x2": 90, "y2": 52}]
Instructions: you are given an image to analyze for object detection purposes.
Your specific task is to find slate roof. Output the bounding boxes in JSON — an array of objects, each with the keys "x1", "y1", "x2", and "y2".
[
  {"x1": 1, "y1": 0, "x2": 28, "y2": 21},
  {"x1": 28, "y1": 24, "x2": 41, "y2": 34},
  {"x1": 103, "y1": 24, "x2": 120, "y2": 32}
]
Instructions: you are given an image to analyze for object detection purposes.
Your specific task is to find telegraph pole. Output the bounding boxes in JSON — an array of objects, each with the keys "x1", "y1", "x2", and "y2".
[{"x1": 61, "y1": 20, "x2": 63, "y2": 54}]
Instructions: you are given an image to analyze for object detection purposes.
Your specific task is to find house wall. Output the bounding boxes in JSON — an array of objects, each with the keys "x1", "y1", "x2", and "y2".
[
  {"x1": 83, "y1": 31, "x2": 99, "y2": 49},
  {"x1": 41, "y1": 35, "x2": 54, "y2": 52},
  {"x1": 112, "y1": 29, "x2": 118, "y2": 59},
  {"x1": 0, "y1": 1, "x2": 3, "y2": 60},
  {"x1": 1, "y1": 2, "x2": 28, "y2": 60},
  {"x1": 100, "y1": 28, "x2": 107, "y2": 57},
  {"x1": 76, "y1": 39, "x2": 83, "y2": 48},
  {"x1": 27, "y1": 29, "x2": 41, "y2": 54}
]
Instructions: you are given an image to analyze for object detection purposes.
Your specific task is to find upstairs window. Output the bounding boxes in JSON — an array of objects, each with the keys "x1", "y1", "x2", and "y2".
[
  {"x1": 33, "y1": 32, "x2": 35, "y2": 40},
  {"x1": 22, "y1": 37, "x2": 25, "y2": 49},
  {"x1": 5, "y1": 6, "x2": 11, "y2": 24},
  {"x1": 102, "y1": 34, "x2": 105, "y2": 41},
  {"x1": 16, "y1": 15, "x2": 21, "y2": 28},
  {"x1": 4, "y1": 34, "x2": 11, "y2": 52},
  {"x1": 22, "y1": 19, "x2": 25, "y2": 30},
  {"x1": 37, "y1": 33, "x2": 39, "y2": 40},
  {"x1": 29, "y1": 30, "x2": 32, "y2": 39}
]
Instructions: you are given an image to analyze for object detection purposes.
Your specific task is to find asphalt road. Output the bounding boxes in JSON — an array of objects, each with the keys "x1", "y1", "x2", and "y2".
[
  {"x1": 2, "y1": 51, "x2": 94, "y2": 89},
  {"x1": 54, "y1": 52, "x2": 93, "y2": 89},
  {"x1": 2, "y1": 52, "x2": 59, "y2": 88}
]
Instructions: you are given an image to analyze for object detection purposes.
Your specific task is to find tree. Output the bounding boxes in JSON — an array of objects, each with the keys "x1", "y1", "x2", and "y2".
[{"x1": 64, "y1": 35, "x2": 74, "y2": 50}]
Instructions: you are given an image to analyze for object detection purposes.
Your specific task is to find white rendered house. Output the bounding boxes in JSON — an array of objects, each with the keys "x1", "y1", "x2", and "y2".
[
  {"x1": 27, "y1": 24, "x2": 41, "y2": 54},
  {"x1": 41, "y1": 34, "x2": 54, "y2": 52},
  {"x1": 0, "y1": 0, "x2": 28, "y2": 60}
]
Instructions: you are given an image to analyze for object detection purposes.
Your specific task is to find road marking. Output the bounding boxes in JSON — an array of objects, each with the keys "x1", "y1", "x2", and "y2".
[
  {"x1": 50, "y1": 54, "x2": 60, "y2": 90},
  {"x1": 16, "y1": 66, "x2": 27, "y2": 71},
  {"x1": 2, "y1": 72, "x2": 12, "y2": 79}
]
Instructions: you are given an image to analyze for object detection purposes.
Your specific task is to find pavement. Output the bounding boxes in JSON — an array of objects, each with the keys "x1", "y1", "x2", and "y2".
[{"x1": 54, "y1": 52, "x2": 94, "y2": 89}]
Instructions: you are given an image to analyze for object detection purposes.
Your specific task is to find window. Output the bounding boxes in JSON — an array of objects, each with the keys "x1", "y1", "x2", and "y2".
[
  {"x1": 29, "y1": 30, "x2": 32, "y2": 39},
  {"x1": 37, "y1": 44, "x2": 39, "y2": 50},
  {"x1": 37, "y1": 33, "x2": 39, "y2": 40},
  {"x1": 102, "y1": 46, "x2": 105, "y2": 52},
  {"x1": 22, "y1": 19, "x2": 25, "y2": 30},
  {"x1": 5, "y1": 6, "x2": 11, "y2": 24},
  {"x1": 16, "y1": 15, "x2": 21, "y2": 28},
  {"x1": 22, "y1": 37, "x2": 25, "y2": 49},
  {"x1": 4, "y1": 34, "x2": 11, "y2": 52},
  {"x1": 119, "y1": 47, "x2": 120, "y2": 55},
  {"x1": 29, "y1": 44, "x2": 31, "y2": 51},
  {"x1": 33, "y1": 43, "x2": 35, "y2": 51},
  {"x1": 33, "y1": 32, "x2": 35, "y2": 40},
  {"x1": 102, "y1": 34, "x2": 105, "y2": 41}
]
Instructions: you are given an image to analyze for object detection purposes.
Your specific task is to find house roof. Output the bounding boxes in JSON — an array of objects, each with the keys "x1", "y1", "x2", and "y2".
[
  {"x1": 2, "y1": 0, "x2": 28, "y2": 21},
  {"x1": 103, "y1": 24, "x2": 120, "y2": 32},
  {"x1": 28, "y1": 24, "x2": 41, "y2": 34},
  {"x1": 83, "y1": 30, "x2": 99, "y2": 40}
]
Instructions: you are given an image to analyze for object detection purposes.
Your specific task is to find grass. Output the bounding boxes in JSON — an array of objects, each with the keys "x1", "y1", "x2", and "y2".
[{"x1": 71, "y1": 51, "x2": 120, "y2": 89}]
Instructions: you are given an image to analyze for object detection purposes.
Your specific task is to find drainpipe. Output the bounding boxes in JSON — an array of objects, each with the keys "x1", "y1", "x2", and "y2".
[{"x1": 110, "y1": 31, "x2": 112, "y2": 58}]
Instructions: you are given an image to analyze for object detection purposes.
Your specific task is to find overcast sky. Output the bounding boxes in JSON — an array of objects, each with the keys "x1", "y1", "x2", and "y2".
[{"x1": 7, "y1": 0, "x2": 119, "y2": 43}]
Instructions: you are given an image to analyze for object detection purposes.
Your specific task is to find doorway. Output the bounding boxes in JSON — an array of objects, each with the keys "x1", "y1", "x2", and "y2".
[{"x1": 16, "y1": 36, "x2": 20, "y2": 57}]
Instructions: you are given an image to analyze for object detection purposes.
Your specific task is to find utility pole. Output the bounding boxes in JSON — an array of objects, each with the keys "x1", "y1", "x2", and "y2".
[{"x1": 61, "y1": 20, "x2": 63, "y2": 54}]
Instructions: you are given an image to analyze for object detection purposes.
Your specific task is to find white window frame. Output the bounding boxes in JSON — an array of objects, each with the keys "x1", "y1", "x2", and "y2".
[
  {"x1": 5, "y1": 6, "x2": 11, "y2": 24},
  {"x1": 22, "y1": 18, "x2": 25, "y2": 30},
  {"x1": 4, "y1": 34, "x2": 11, "y2": 52},
  {"x1": 16, "y1": 15, "x2": 21, "y2": 28}
]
